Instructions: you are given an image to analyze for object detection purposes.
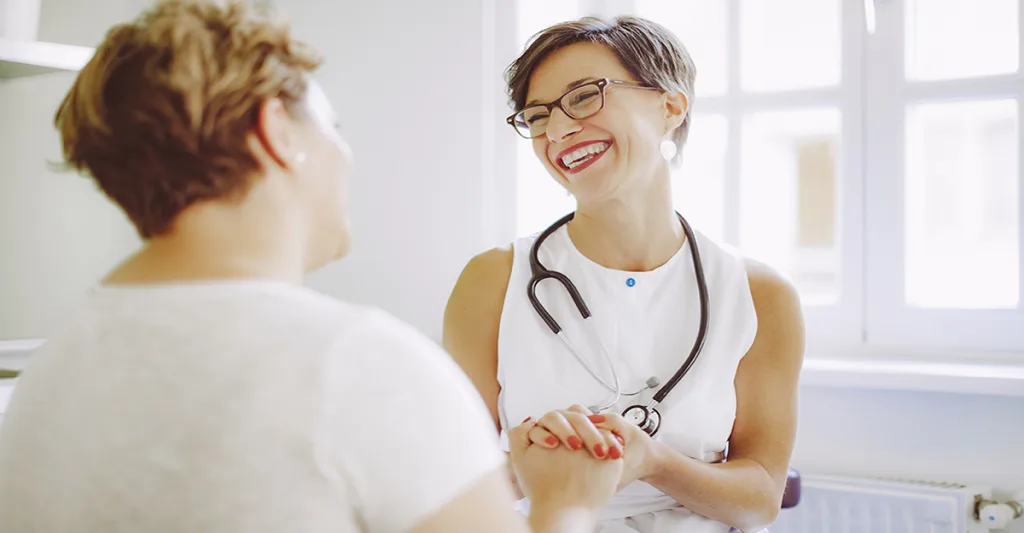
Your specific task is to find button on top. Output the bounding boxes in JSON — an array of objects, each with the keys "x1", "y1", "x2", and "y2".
[{"x1": 626, "y1": 277, "x2": 636, "y2": 287}]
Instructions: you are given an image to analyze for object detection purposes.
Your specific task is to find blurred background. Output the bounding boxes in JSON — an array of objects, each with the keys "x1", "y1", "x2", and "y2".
[{"x1": 1, "y1": 0, "x2": 1022, "y2": 531}]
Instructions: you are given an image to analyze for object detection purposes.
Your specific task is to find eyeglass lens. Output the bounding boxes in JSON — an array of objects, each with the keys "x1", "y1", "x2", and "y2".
[{"x1": 513, "y1": 83, "x2": 604, "y2": 138}]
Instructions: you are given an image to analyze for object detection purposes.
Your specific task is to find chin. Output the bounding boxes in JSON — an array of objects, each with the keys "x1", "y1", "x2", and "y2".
[{"x1": 305, "y1": 230, "x2": 352, "y2": 273}]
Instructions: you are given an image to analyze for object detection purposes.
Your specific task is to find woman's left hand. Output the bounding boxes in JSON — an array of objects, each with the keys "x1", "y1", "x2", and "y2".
[{"x1": 587, "y1": 412, "x2": 661, "y2": 490}]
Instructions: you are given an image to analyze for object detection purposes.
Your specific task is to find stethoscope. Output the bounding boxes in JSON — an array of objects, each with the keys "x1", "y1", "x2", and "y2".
[{"x1": 528, "y1": 211, "x2": 709, "y2": 437}]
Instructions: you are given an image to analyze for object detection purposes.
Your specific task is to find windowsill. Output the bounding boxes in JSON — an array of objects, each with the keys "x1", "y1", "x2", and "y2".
[
  {"x1": 800, "y1": 356, "x2": 1024, "y2": 398},
  {"x1": 3, "y1": 340, "x2": 1023, "y2": 405}
]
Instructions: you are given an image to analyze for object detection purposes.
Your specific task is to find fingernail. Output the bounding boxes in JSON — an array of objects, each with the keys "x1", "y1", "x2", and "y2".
[
  {"x1": 609, "y1": 446, "x2": 622, "y2": 459},
  {"x1": 545, "y1": 436, "x2": 558, "y2": 447},
  {"x1": 594, "y1": 444, "x2": 606, "y2": 457},
  {"x1": 567, "y1": 436, "x2": 582, "y2": 450},
  {"x1": 588, "y1": 414, "x2": 605, "y2": 423},
  {"x1": 522, "y1": 417, "x2": 531, "y2": 423}
]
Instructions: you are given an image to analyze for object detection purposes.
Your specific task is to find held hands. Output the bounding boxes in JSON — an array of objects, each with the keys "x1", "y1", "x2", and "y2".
[
  {"x1": 587, "y1": 412, "x2": 660, "y2": 490},
  {"x1": 508, "y1": 408, "x2": 623, "y2": 513},
  {"x1": 524, "y1": 406, "x2": 661, "y2": 491}
]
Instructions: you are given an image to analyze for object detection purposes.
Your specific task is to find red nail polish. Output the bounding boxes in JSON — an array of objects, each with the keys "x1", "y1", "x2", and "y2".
[
  {"x1": 522, "y1": 417, "x2": 531, "y2": 423},
  {"x1": 609, "y1": 446, "x2": 622, "y2": 459},
  {"x1": 567, "y1": 436, "x2": 582, "y2": 450},
  {"x1": 588, "y1": 414, "x2": 606, "y2": 423},
  {"x1": 545, "y1": 436, "x2": 558, "y2": 447},
  {"x1": 594, "y1": 444, "x2": 605, "y2": 457}
]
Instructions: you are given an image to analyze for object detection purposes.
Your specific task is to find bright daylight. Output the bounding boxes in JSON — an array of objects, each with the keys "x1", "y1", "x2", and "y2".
[{"x1": 1, "y1": 0, "x2": 1022, "y2": 532}]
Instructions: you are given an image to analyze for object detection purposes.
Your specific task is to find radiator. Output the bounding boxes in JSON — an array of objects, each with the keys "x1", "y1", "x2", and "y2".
[{"x1": 771, "y1": 474, "x2": 1022, "y2": 533}]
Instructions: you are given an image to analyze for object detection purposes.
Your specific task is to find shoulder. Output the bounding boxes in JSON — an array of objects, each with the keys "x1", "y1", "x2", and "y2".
[
  {"x1": 443, "y1": 245, "x2": 515, "y2": 333},
  {"x1": 316, "y1": 308, "x2": 506, "y2": 532},
  {"x1": 742, "y1": 258, "x2": 802, "y2": 313},
  {"x1": 454, "y1": 245, "x2": 515, "y2": 293},
  {"x1": 322, "y1": 306, "x2": 500, "y2": 442},
  {"x1": 741, "y1": 258, "x2": 806, "y2": 365},
  {"x1": 327, "y1": 306, "x2": 449, "y2": 371}
]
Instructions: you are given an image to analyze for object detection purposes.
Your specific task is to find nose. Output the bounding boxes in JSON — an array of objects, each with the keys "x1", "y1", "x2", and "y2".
[{"x1": 545, "y1": 107, "x2": 582, "y2": 143}]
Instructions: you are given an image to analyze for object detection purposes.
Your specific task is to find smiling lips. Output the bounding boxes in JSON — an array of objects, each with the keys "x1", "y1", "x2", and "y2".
[{"x1": 557, "y1": 141, "x2": 611, "y2": 175}]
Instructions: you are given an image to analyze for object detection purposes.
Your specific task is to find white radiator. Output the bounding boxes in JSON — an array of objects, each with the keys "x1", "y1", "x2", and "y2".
[{"x1": 771, "y1": 475, "x2": 1023, "y2": 533}]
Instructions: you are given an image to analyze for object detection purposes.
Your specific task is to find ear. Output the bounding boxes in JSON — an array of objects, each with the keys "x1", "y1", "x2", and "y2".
[
  {"x1": 253, "y1": 97, "x2": 302, "y2": 171},
  {"x1": 663, "y1": 90, "x2": 689, "y2": 134}
]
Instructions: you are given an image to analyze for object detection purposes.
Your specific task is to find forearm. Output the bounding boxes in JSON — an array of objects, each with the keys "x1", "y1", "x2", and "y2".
[
  {"x1": 527, "y1": 505, "x2": 597, "y2": 533},
  {"x1": 504, "y1": 452, "x2": 524, "y2": 500},
  {"x1": 642, "y1": 442, "x2": 782, "y2": 532}
]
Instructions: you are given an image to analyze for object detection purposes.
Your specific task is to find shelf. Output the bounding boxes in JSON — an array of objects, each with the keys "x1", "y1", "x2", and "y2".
[{"x1": 0, "y1": 39, "x2": 93, "y2": 79}]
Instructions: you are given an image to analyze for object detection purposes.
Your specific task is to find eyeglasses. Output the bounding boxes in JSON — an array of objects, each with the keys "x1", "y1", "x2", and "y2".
[{"x1": 506, "y1": 78, "x2": 658, "y2": 139}]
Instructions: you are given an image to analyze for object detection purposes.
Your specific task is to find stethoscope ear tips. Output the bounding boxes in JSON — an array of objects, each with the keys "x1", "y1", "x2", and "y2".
[{"x1": 645, "y1": 376, "x2": 661, "y2": 389}]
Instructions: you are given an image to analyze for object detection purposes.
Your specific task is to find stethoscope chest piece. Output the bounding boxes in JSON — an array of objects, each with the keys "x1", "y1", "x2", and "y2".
[{"x1": 622, "y1": 403, "x2": 662, "y2": 437}]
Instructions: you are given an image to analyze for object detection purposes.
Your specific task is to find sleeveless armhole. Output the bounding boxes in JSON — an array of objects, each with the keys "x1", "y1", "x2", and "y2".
[{"x1": 495, "y1": 236, "x2": 535, "y2": 452}]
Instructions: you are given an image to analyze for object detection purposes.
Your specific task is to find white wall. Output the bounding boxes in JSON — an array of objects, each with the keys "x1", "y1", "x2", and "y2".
[
  {"x1": 1, "y1": 1, "x2": 1021, "y2": 530},
  {"x1": 0, "y1": 0, "x2": 146, "y2": 340},
  {"x1": 281, "y1": 0, "x2": 517, "y2": 338}
]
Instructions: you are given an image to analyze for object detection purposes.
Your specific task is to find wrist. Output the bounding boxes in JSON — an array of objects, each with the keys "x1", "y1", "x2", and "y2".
[
  {"x1": 528, "y1": 503, "x2": 597, "y2": 533},
  {"x1": 638, "y1": 440, "x2": 669, "y2": 484}
]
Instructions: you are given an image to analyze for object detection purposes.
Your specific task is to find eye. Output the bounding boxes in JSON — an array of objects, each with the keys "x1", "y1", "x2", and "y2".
[
  {"x1": 526, "y1": 113, "x2": 549, "y2": 125},
  {"x1": 571, "y1": 90, "x2": 600, "y2": 105}
]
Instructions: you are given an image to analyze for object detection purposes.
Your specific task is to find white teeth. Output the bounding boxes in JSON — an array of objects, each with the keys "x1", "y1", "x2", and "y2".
[{"x1": 561, "y1": 142, "x2": 609, "y2": 168}]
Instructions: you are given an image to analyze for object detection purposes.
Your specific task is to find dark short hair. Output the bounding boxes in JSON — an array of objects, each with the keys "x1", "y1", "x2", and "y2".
[
  {"x1": 54, "y1": 0, "x2": 322, "y2": 239},
  {"x1": 505, "y1": 16, "x2": 697, "y2": 160}
]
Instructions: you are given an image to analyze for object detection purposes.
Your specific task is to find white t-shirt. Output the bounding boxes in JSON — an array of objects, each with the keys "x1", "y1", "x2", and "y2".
[{"x1": 0, "y1": 281, "x2": 504, "y2": 533}]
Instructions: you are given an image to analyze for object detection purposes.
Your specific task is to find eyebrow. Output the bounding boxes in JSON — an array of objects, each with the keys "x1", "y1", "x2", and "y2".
[{"x1": 524, "y1": 77, "x2": 600, "y2": 107}]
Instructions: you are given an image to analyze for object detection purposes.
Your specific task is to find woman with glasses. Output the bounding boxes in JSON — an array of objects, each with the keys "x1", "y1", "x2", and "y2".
[{"x1": 444, "y1": 16, "x2": 806, "y2": 533}]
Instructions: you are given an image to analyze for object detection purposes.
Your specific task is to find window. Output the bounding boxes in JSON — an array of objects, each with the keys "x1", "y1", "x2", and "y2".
[{"x1": 512, "y1": 0, "x2": 1024, "y2": 355}]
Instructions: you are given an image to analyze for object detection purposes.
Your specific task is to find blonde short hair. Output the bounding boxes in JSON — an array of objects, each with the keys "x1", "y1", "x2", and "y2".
[{"x1": 55, "y1": 0, "x2": 322, "y2": 238}]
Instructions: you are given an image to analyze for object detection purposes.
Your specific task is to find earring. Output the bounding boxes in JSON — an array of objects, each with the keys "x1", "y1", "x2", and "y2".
[
  {"x1": 294, "y1": 152, "x2": 307, "y2": 164},
  {"x1": 659, "y1": 138, "x2": 677, "y2": 161}
]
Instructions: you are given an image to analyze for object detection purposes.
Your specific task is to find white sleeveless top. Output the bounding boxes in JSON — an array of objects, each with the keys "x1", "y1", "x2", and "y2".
[{"x1": 496, "y1": 221, "x2": 758, "y2": 533}]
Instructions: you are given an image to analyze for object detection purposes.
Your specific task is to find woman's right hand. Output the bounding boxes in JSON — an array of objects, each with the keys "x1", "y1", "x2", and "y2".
[{"x1": 508, "y1": 416, "x2": 624, "y2": 515}]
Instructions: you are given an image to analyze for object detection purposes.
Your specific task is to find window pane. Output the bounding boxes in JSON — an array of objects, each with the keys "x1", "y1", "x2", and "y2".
[
  {"x1": 905, "y1": 0, "x2": 1018, "y2": 81},
  {"x1": 634, "y1": 0, "x2": 727, "y2": 97},
  {"x1": 740, "y1": 109, "x2": 841, "y2": 305},
  {"x1": 517, "y1": 0, "x2": 579, "y2": 46},
  {"x1": 517, "y1": 143, "x2": 574, "y2": 236},
  {"x1": 904, "y1": 99, "x2": 1019, "y2": 309},
  {"x1": 674, "y1": 113, "x2": 727, "y2": 242},
  {"x1": 739, "y1": 0, "x2": 841, "y2": 92}
]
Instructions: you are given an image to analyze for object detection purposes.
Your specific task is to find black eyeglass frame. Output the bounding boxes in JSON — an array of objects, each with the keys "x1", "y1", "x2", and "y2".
[{"x1": 506, "y1": 78, "x2": 659, "y2": 139}]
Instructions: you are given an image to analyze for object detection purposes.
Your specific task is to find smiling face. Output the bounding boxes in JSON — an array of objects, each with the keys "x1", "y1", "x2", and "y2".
[{"x1": 524, "y1": 42, "x2": 681, "y2": 205}]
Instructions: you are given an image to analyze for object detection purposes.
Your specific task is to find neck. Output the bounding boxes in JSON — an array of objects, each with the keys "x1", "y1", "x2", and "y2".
[
  {"x1": 568, "y1": 173, "x2": 684, "y2": 272},
  {"x1": 104, "y1": 192, "x2": 310, "y2": 286}
]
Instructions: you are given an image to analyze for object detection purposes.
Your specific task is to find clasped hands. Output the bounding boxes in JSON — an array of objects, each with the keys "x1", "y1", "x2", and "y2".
[{"x1": 507, "y1": 404, "x2": 660, "y2": 509}]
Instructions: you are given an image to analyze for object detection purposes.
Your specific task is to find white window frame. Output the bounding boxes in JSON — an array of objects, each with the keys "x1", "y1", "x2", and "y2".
[
  {"x1": 504, "y1": 0, "x2": 1024, "y2": 360},
  {"x1": 864, "y1": 0, "x2": 1024, "y2": 355}
]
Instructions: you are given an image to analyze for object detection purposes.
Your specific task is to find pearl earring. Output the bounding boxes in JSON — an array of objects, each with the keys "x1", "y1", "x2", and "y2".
[
  {"x1": 659, "y1": 138, "x2": 677, "y2": 161},
  {"x1": 294, "y1": 152, "x2": 307, "y2": 164}
]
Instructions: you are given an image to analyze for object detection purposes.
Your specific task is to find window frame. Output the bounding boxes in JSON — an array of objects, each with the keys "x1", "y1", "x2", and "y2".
[{"x1": 863, "y1": 0, "x2": 1024, "y2": 354}]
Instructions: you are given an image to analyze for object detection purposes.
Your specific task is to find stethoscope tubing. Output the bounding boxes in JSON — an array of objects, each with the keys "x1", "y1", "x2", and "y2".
[{"x1": 527, "y1": 211, "x2": 710, "y2": 428}]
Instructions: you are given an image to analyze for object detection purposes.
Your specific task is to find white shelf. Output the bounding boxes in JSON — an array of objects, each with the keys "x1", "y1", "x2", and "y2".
[{"x1": 0, "y1": 38, "x2": 93, "y2": 79}]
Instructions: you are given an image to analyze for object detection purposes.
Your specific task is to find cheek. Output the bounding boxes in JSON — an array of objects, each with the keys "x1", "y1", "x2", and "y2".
[{"x1": 533, "y1": 140, "x2": 558, "y2": 171}]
